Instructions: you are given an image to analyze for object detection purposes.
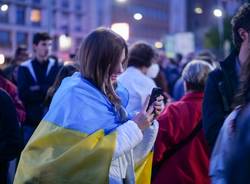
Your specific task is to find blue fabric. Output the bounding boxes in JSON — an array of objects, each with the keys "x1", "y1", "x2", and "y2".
[
  {"x1": 43, "y1": 72, "x2": 127, "y2": 134},
  {"x1": 116, "y1": 82, "x2": 129, "y2": 108},
  {"x1": 173, "y1": 77, "x2": 184, "y2": 101}
]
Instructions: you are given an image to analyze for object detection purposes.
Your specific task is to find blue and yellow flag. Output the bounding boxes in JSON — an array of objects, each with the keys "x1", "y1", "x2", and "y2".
[{"x1": 14, "y1": 72, "x2": 152, "y2": 184}]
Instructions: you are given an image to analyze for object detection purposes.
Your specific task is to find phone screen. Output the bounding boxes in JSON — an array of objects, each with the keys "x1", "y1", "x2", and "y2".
[{"x1": 146, "y1": 87, "x2": 163, "y2": 111}]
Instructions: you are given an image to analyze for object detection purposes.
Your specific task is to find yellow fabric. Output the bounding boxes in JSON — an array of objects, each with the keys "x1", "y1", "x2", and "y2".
[
  {"x1": 135, "y1": 151, "x2": 154, "y2": 184},
  {"x1": 14, "y1": 121, "x2": 116, "y2": 184}
]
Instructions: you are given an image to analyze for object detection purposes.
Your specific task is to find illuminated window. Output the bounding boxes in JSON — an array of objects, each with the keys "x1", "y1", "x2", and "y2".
[{"x1": 30, "y1": 9, "x2": 41, "y2": 26}]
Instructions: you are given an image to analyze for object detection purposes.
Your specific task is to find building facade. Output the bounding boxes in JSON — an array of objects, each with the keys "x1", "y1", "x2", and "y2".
[
  {"x1": 0, "y1": 0, "x2": 175, "y2": 60},
  {"x1": 110, "y1": 0, "x2": 169, "y2": 45},
  {"x1": 0, "y1": 0, "x2": 99, "y2": 60}
]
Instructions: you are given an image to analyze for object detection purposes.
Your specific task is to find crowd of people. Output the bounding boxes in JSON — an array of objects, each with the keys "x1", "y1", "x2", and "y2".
[{"x1": 0, "y1": 3, "x2": 250, "y2": 184}]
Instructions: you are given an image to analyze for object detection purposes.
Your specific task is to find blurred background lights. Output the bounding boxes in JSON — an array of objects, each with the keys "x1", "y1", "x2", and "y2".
[
  {"x1": 133, "y1": 13, "x2": 143, "y2": 20},
  {"x1": 213, "y1": 8, "x2": 223, "y2": 17},
  {"x1": 194, "y1": 7, "x2": 203, "y2": 14},
  {"x1": 111, "y1": 23, "x2": 130, "y2": 41},
  {"x1": 155, "y1": 41, "x2": 163, "y2": 49},
  {"x1": 115, "y1": 0, "x2": 127, "y2": 3},
  {"x1": 59, "y1": 34, "x2": 72, "y2": 51},
  {"x1": 0, "y1": 4, "x2": 8, "y2": 12},
  {"x1": 0, "y1": 54, "x2": 5, "y2": 65}
]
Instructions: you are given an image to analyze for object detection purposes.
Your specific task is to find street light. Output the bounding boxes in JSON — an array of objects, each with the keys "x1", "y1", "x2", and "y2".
[
  {"x1": 154, "y1": 41, "x2": 163, "y2": 49},
  {"x1": 0, "y1": 4, "x2": 8, "y2": 12},
  {"x1": 194, "y1": 7, "x2": 203, "y2": 14},
  {"x1": 115, "y1": 0, "x2": 127, "y2": 3},
  {"x1": 213, "y1": 8, "x2": 224, "y2": 53},
  {"x1": 133, "y1": 13, "x2": 143, "y2": 21},
  {"x1": 213, "y1": 8, "x2": 223, "y2": 17}
]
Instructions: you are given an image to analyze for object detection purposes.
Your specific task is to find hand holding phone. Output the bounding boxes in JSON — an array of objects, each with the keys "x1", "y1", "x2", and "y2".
[{"x1": 146, "y1": 87, "x2": 164, "y2": 113}]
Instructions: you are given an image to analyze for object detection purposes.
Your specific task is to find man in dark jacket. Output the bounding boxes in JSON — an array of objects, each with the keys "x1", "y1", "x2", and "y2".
[
  {"x1": 0, "y1": 89, "x2": 23, "y2": 184},
  {"x1": 17, "y1": 32, "x2": 61, "y2": 144},
  {"x1": 203, "y1": 3, "x2": 250, "y2": 150}
]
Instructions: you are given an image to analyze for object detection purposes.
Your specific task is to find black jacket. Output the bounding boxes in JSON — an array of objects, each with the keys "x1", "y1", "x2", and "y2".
[
  {"x1": 202, "y1": 50, "x2": 239, "y2": 150},
  {"x1": 0, "y1": 89, "x2": 22, "y2": 161},
  {"x1": 17, "y1": 58, "x2": 61, "y2": 127}
]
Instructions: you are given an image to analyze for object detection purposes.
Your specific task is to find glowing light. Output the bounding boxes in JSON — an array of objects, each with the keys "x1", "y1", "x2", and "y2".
[
  {"x1": 116, "y1": 0, "x2": 127, "y2": 3},
  {"x1": 30, "y1": 9, "x2": 41, "y2": 22},
  {"x1": 133, "y1": 13, "x2": 143, "y2": 21},
  {"x1": 0, "y1": 54, "x2": 5, "y2": 65},
  {"x1": 213, "y1": 9, "x2": 223, "y2": 17},
  {"x1": 194, "y1": 7, "x2": 203, "y2": 14},
  {"x1": 111, "y1": 23, "x2": 129, "y2": 41},
  {"x1": 155, "y1": 41, "x2": 163, "y2": 49},
  {"x1": 59, "y1": 34, "x2": 72, "y2": 50},
  {"x1": 1, "y1": 4, "x2": 8, "y2": 12}
]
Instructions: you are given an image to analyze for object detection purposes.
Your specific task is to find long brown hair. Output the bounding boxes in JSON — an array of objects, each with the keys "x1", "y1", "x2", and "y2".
[
  {"x1": 234, "y1": 54, "x2": 250, "y2": 108},
  {"x1": 77, "y1": 28, "x2": 128, "y2": 105}
]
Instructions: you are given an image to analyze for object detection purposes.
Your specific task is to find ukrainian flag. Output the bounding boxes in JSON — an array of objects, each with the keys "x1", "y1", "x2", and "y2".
[{"x1": 14, "y1": 72, "x2": 153, "y2": 184}]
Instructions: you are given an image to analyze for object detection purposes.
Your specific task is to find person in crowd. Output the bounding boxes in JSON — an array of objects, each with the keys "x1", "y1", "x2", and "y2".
[
  {"x1": 203, "y1": 3, "x2": 250, "y2": 150},
  {"x1": 163, "y1": 57, "x2": 180, "y2": 96},
  {"x1": 118, "y1": 42, "x2": 158, "y2": 113},
  {"x1": 17, "y1": 32, "x2": 61, "y2": 144},
  {"x1": 44, "y1": 63, "x2": 79, "y2": 111},
  {"x1": 3, "y1": 45, "x2": 29, "y2": 84},
  {"x1": 0, "y1": 70, "x2": 25, "y2": 124},
  {"x1": 154, "y1": 51, "x2": 169, "y2": 95},
  {"x1": 225, "y1": 102, "x2": 250, "y2": 184},
  {"x1": 173, "y1": 51, "x2": 216, "y2": 101},
  {"x1": 210, "y1": 54, "x2": 250, "y2": 184},
  {"x1": 153, "y1": 60, "x2": 212, "y2": 184},
  {"x1": 0, "y1": 89, "x2": 23, "y2": 184},
  {"x1": 14, "y1": 28, "x2": 163, "y2": 184}
]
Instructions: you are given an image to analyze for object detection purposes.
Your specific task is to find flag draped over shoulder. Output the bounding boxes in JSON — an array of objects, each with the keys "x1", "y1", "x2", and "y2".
[{"x1": 14, "y1": 72, "x2": 153, "y2": 184}]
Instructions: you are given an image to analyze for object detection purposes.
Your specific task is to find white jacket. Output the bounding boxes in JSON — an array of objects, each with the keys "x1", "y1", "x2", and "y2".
[{"x1": 109, "y1": 120, "x2": 159, "y2": 184}]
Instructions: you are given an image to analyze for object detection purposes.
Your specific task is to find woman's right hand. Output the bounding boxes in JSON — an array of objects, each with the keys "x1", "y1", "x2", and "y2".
[{"x1": 132, "y1": 96, "x2": 155, "y2": 131}]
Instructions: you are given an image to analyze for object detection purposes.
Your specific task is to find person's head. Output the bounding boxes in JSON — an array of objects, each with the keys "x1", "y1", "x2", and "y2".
[
  {"x1": 32, "y1": 32, "x2": 52, "y2": 61},
  {"x1": 182, "y1": 60, "x2": 213, "y2": 93},
  {"x1": 14, "y1": 45, "x2": 29, "y2": 64},
  {"x1": 231, "y1": 3, "x2": 250, "y2": 51},
  {"x1": 233, "y1": 54, "x2": 250, "y2": 108},
  {"x1": 128, "y1": 42, "x2": 156, "y2": 74},
  {"x1": 175, "y1": 53, "x2": 183, "y2": 65},
  {"x1": 196, "y1": 50, "x2": 217, "y2": 69},
  {"x1": 78, "y1": 28, "x2": 128, "y2": 105}
]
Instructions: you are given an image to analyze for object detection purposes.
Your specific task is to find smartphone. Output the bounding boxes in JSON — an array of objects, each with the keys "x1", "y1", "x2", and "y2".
[{"x1": 146, "y1": 87, "x2": 163, "y2": 112}]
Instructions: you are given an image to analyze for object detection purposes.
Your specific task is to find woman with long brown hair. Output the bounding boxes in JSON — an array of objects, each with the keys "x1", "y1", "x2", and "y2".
[{"x1": 14, "y1": 28, "x2": 163, "y2": 184}]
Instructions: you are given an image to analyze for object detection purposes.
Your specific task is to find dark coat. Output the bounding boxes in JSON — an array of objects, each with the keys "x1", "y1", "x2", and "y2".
[
  {"x1": 0, "y1": 89, "x2": 22, "y2": 183},
  {"x1": 17, "y1": 58, "x2": 61, "y2": 127},
  {"x1": 202, "y1": 50, "x2": 239, "y2": 150}
]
